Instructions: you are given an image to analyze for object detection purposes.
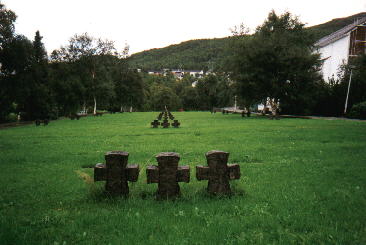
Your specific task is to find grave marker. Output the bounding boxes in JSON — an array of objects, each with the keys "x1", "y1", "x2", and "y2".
[
  {"x1": 161, "y1": 119, "x2": 170, "y2": 128},
  {"x1": 147, "y1": 152, "x2": 190, "y2": 199},
  {"x1": 94, "y1": 151, "x2": 139, "y2": 196},
  {"x1": 196, "y1": 150, "x2": 240, "y2": 195},
  {"x1": 172, "y1": 120, "x2": 180, "y2": 128},
  {"x1": 151, "y1": 120, "x2": 160, "y2": 128}
]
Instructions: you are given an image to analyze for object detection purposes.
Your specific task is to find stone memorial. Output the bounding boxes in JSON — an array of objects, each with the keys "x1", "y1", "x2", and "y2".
[
  {"x1": 157, "y1": 112, "x2": 164, "y2": 120},
  {"x1": 196, "y1": 150, "x2": 240, "y2": 195},
  {"x1": 151, "y1": 120, "x2": 160, "y2": 128},
  {"x1": 94, "y1": 151, "x2": 139, "y2": 196},
  {"x1": 151, "y1": 107, "x2": 180, "y2": 128},
  {"x1": 147, "y1": 152, "x2": 190, "y2": 199},
  {"x1": 172, "y1": 120, "x2": 180, "y2": 128},
  {"x1": 161, "y1": 119, "x2": 170, "y2": 128}
]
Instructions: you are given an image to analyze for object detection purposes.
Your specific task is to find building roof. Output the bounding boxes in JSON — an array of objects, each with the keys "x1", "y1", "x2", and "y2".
[{"x1": 314, "y1": 17, "x2": 366, "y2": 48}]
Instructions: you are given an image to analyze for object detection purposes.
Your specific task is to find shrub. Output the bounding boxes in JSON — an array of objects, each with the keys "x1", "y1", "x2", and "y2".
[
  {"x1": 5, "y1": 113, "x2": 18, "y2": 122},
  {"x1": 348, "y1": 101, "x2": 366, "y2": 119}
]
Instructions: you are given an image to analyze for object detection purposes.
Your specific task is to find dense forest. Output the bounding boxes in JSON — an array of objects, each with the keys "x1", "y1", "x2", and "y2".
[
  {"x1": 129, "y1": 12, "x2": 366, "y2": 70},
  {"x1": 1, "y1": 2, "x2": 366, "y2": 123}
]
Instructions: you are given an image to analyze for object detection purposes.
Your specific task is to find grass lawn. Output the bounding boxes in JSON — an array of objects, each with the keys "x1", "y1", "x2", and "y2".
[{"x1": 0, "y1": 112, "x2": 365, "y2": 244}]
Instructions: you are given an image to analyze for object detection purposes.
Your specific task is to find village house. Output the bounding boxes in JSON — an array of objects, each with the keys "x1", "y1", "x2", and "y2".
[
  {"x1": 315, "y1": 17, "x2": 366, "y2": 82},
  {"x1": 147, "y1": 69, "x2": 206, "y2": 79}
]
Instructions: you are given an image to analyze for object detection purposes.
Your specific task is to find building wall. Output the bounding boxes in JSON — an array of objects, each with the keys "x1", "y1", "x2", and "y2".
[{"x1": 318, "y1": 35, "x2": 350, "y2": 82}]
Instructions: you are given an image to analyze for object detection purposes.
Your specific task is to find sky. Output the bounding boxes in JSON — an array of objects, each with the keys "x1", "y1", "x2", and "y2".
[{"x1": 2, "y1": 0, "x2": 366, "y2": 55}]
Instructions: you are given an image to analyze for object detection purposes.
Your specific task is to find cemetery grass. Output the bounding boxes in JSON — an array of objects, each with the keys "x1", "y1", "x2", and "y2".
[{"x1": 0, "y1": 112, "x2": 366, "y2": 245}]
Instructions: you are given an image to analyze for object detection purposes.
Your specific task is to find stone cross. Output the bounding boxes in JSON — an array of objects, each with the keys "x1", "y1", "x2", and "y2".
[
  {"x1": 151, "y1": 120, "x2": 160, "y2": 128},
  {"x1": 157, "y1": 112, "x2": 163, "y2": 120},
  {"x1": 161, "y1": 119, "x2": 170, "y2": 128},
  {"x1": 94, "y1": 151, "x2": 139, "y2": 196},
  {"x1": 147, "y1": 152, "x2": 190, "y2": 199},
  {"x1": 172, "y1": 120, "x2": 180, "y2": 128},
  {"x1": 196, "y1": 150, "x2": 240, "y2": 195},
  {"x1": 168, "y1": 111, "x2": 174, "y2": 120},
  {"x1": 163, "y1": 111, "x2": 168, "y2": 120}
]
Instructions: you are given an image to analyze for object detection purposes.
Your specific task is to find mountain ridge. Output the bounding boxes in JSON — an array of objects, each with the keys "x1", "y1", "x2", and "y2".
[{"x1": 128, "y1": 12, "x2": 366, "y2": 71}]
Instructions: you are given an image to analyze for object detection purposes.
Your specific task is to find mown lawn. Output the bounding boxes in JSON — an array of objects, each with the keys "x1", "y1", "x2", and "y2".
[{"x1": 0, "y1": 112, "x2": 365, "y2": 245}]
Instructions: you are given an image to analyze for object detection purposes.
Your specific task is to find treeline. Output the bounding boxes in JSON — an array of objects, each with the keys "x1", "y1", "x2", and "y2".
[
  {"x1": 1, "y1": 3, "x2": 365, "y2": 123},
  {"x1": 128, "y1": 38, "x2": 230, "y2": 71},
  {"x1": 129, "y1": 12, "x2": 366, "y2": 71}
]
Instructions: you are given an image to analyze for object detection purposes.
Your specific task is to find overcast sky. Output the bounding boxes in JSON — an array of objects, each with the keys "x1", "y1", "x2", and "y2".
[{"x1": 2, "y1": 0, "x2": 366, "y2": 54}]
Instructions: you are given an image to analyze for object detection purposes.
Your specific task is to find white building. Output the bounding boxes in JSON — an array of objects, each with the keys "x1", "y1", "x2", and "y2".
[{"x1": 315, "y1": 17, "x2": 366, "y2": 82}]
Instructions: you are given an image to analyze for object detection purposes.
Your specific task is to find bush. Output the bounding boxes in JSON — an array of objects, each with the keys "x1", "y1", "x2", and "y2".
[
  {"x1": 348, "y1": 101, "x2": 366, "y2": 119},
  {"x1": 5, "y1": 113, "x2": 18, "y2": 122}
]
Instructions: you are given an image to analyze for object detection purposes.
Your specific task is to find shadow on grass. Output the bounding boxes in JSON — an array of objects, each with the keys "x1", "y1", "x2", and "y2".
[{"x1": 84, "y1": 184, "x2": 246, "y2": 204}]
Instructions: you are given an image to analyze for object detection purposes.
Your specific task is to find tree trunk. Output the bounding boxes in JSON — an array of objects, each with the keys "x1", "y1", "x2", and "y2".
[
  {"x1": 245, "y1": 104, "x2": 251, "y2": 117},
  {"x1": 93, "y1": 96, "x2": 97, "y2": 115},
  {"x1": 269, "y1": 98, "x2": 280, "y2": 120}
]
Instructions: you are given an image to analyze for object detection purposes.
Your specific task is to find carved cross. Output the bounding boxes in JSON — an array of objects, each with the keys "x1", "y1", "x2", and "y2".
[
  {"x1": 168, "y1": 111, "x2": 174, "y2": 120},
  {"x1": 196, "y1": 150, "x2": 240, "y2": 195},
  {"x1": 151, "y1": 120, "x2": 160, "y2": 128},
  {"x1": 147, "y1": 152, "x2": 190, "y2": 199},
  {"x1": 163, "y1": 111, "x2": 168, "y2": 120},
  {"x1": 157, "y1": 112, "x2": 163, "y2": 120},
  {"x1": 94, "y1": 151, "x2": 139, "y2": 196},
  {"x1": 172, "y1": 120, "x2": 180, "y2": 128},
  {"x1": 161, "y1": 119, "x2": 170, "y2": 128}
]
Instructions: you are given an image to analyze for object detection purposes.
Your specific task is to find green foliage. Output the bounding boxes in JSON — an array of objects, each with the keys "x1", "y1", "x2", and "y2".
[
  {"x1": 0, "y1": 113, "x2": 366, "y2": 244},
  {"x1": 128, "y1": 13, "x2": 366, "y2": 71},
  {"x1": 349, "y1": 101, "x2": 366, "y2": 119},
  {"x1": 0, "y1": 2, "x2": 16, "y2": 46},
  {"x1": 227, "y1": 11, "x2": 323, "y2": 114},
  {"x1": 128, "y1": 38, "x2": 230, "y2": 70}
]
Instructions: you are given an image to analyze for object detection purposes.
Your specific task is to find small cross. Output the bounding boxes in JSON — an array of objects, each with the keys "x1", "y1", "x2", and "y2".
[
  {"x1": 151, "y1": 120, "x2": 160, "y2": 128},
  {"x1": 163, "y1": 111, "x2": 168, "y2": 120},
  {"x1": 94, "y1": 151, "x2": 139, "y2": 196},
  {"x1": 172, "y1": 120, "x2": 180, "y2": 128},
  {"x1": 161, "y1": 119, "x2": 170, "y2": 128},
  {"x1": 196, "y1": 150, "x2": 240, "y2": 195},
  {"x1": 147, "y1": 152, "x2": 190, "y2": 199},
  {"x1": 168, "y1": 111, "x2": 174, "y2": 120},
  {"x1": 157, "y1": 112, "x2": 163, "y2": 120}
]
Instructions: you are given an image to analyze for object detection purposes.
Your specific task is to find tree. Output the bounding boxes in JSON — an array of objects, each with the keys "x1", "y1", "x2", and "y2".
[
  {"x1": 10, "y1": 31, "x2": 53, "y2": 120},
  {"x1": 339, "y1": 54, "x2": 366, "y2": 114},
  {"x1": 194, "y1": 74, "x2": 233, "y2": 110},
  {"x1": 0, "y1": 2, "x2": 16, "y2": 47},
  {"x1": 228, "y1": 11, "x2": 323, "y2": 116},
  {"x1": 148, "y1": 83, "x2": 181, "y2": 111},
  {"x1": 0, "y1": 2, "x2": 17, "y2": 122},
  {"x1": 52, "y1": 33, "x2": 117, "y2": 114}
]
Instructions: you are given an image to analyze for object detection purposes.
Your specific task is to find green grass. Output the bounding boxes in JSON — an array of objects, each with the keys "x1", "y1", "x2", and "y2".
[{"x1": 0, "y1": 112, "x2": 366, "y2": 244}]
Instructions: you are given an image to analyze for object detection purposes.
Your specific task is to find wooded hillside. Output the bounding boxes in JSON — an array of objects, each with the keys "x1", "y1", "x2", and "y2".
[{"x1": 128, "y1": 12, "x2": 366, "y2": 70}]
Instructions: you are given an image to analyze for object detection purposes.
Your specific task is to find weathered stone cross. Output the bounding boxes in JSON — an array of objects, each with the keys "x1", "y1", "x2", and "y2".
[
  {"x1": 172, "y1": 120, "x2": 180, "y2": 128},
  {"x1": 196, "y1": 150, "x2": 240, "y2": 195},
  {"x1": 168, "y1": 111, "x2": 174, "y2": 120},
  {"x1": 157, "y1": 112, "x2": 163, "y2": 120},
  {"x1": 151, "y1": 119, "x2": 160, "y2": 128},
  {"x1": 94, "y1": 151, "x2": 139, "y2": 196},
  {"x1": 147, "y1": 152, "x2": 190, "y2": 199},
  {"x1": 161, "y1": 119, "x2": 170, "y2": 128}
]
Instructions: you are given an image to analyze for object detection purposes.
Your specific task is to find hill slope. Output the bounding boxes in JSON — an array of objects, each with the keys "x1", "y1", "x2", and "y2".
[{"x1": 129, "y1": 12, "x2": 366, "y2": 70}]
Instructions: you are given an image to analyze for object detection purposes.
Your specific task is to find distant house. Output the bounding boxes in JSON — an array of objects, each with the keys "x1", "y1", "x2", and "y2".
[
  {"x1": 147, "y1": 69, "x2": 206, "y2": 79},
  {"x1": 315, "y1": 17, "x2": 366, "y2": 82}
]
